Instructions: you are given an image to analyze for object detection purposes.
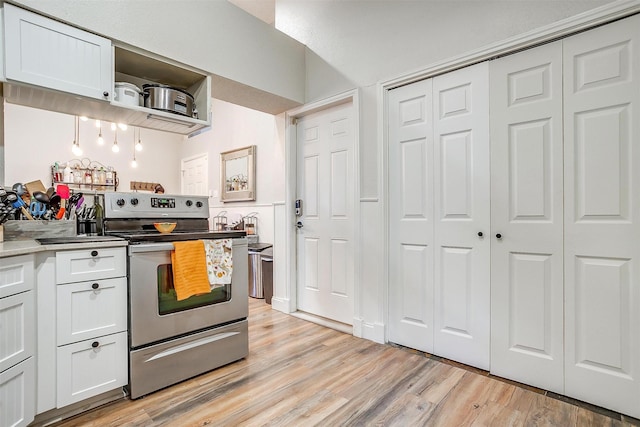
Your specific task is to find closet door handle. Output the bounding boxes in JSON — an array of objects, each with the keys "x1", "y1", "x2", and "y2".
[
  {"x1": 477, "y1": 232, "x2": 483, "y2": 237},
  {"x1": 496, "y1": 233, "x2": 502, "y2": 240}
]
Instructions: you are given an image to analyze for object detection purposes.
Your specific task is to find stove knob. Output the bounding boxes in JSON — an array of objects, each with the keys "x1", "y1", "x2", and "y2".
[
  {"x1": 196, "y1": 201, "x2": 203, "y2": 208},
  {"x1": 186, "y1": 200, "x2": 193, "y2": 207},
  {"x1": 130, "y1": 198, "x2": 139, "y2": 206},
  {"x1": 116, "y1": 198, "x2": 125, "y2": 207}
]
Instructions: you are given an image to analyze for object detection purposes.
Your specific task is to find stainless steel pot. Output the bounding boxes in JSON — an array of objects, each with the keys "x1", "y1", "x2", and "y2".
[{"x1": 143, "y1": 84, "x2": 195, "y2": 117}]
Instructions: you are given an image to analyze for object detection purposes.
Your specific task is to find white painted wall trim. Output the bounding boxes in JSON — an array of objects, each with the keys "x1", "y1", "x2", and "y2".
[
  {"x1": 283, "y1": 89, "x2": 361, "y2": 328},
  {"x1": 378, "y1": 0, "x2": 640, "y2": 346},
  {"x1": 353, "y1": 318, "x2": 385, "y2": 344},
  {"x1": 272, "y1": 202, "x2": 291, "y2": 313}
]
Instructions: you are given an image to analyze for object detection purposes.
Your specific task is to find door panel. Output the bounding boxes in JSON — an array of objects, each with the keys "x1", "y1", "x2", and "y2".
[
  {"x1": 388, "y1": 80, "x2": 434, "y2": 352},
  {"x1": 433, "y1": 62, "x2": 490, "y2": 370},
  {"x1": 296, "y1": 102, "x2": 355, "y2": 325},
  {"x1": 490, "y1": 41, "x2": 564, "y2": 392},
  {"x1": 563, "y1": 14, "x2": 640, "y2": 418},
  {"x1": 181, "y1": 154, "x2": 208, "y2": 196}
]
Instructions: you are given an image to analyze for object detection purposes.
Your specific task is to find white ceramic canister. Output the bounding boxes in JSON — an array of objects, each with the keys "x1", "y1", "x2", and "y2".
[{"x1": 114, "y1": 82, "x2": 142, "y2": 106}]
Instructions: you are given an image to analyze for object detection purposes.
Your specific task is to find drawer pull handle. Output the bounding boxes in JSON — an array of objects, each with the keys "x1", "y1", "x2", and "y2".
[
  {"x1": 92, "y1": 283, "x2": 99, "y2": 290},
  {"x1": 91, "y1": 250, "x2": 99, "y2": 257},
  {"x1": 91, "y1": 341, "x2": 100, "y2": 348}
]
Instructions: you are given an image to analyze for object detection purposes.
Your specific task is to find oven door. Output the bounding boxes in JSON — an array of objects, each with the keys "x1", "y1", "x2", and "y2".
[{"x1": 128, "y1": 238, "x2": 248, "y2": 348}]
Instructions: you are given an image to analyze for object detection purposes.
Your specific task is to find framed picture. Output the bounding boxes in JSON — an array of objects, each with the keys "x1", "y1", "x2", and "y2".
[{"x1": 220, "y1": 145, "x2": 256, "y2": 202}]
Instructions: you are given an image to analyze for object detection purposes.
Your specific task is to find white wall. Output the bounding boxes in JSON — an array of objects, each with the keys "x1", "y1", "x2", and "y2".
[
  {"x1": 273, "y1": 0, "x2": 615, "y2": 339},
  {"x1": 276, "y1": 0, "x2": 614, "y2": 198},
  {"x1": 179, "y1": 99, "x2": 285, "y2": 244},
  {"x1": 4, "y1": 103, "x2": 183, "y2": 194}
]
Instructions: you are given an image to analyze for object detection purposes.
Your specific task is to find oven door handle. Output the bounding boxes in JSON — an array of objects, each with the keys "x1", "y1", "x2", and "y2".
[{"x1": 129, "y1": 242, "x2": 176, "y2": 253}]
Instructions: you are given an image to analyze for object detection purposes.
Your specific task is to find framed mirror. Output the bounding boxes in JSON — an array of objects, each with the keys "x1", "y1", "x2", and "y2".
[{"x1": 220, "y1": 145, "x2": 256, "y2": 202}]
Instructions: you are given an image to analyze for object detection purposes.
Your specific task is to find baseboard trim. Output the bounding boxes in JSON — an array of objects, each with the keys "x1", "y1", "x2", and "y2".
[
  {"x1": 271, "y1": 296, "x2": 290, "y2": 314},
  {"x1": 290, "y1": 310, "x2": 353, "y2": 335}
]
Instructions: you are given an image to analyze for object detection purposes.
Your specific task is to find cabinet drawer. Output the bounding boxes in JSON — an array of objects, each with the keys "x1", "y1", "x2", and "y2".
[
  {"x1": 0, "y1": 356, "x2": 35, "y2": 427},
  {"x1": 56, "y1": 277, "x2": 127, "y2": 346},
  {"x1": 56, "y1": 247, "x2": 126, "y2": 284},
  {"x1": 57, "y1": 331, "x2": 127, "y2": 408},
  {"x1": 0, "y1": 254, "x2": 34, "y2": 298},
  {"x1": 0, "y1": 290, "x2": 35, "y2": 373}
]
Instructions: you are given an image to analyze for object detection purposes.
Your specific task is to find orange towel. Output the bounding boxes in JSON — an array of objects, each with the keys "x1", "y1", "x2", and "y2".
[{"x1": 171, "y1": 240, "x2": 211, "y2": 301}]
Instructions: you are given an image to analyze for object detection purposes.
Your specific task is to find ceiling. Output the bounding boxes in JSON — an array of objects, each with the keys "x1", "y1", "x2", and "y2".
[{"x1": 228, "y1": 0, "x2": 276, "y2": 25}]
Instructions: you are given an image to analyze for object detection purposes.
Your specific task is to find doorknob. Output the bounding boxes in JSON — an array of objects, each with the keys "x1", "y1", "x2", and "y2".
[
  {"x1": 477, "y1": 232, "x2": 483, "y2": 237},
  {"x1": 496, "y1": 233, "x2": 502, "y2": 239},
  {"x1": 296, "y1": 221, "x2": 304, "y2": 229}
]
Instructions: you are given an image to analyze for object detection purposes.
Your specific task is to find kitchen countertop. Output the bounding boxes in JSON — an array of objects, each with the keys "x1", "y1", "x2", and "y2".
[{"x1": 0, "y1": 238, "x2": 129, "y2": 258}]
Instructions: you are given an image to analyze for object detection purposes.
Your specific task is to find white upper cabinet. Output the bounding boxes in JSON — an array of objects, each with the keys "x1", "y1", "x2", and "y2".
[
  {"x1": 3, "y1": 3, "x2": 112, "y2": 101},
  {"x1": 1, "y1": 3, "x2": 212, "y2": 135}
]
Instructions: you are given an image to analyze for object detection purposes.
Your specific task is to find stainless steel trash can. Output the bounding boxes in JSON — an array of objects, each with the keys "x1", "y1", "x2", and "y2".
[
  {"x1": 248, "y1": 243, "x2": 272, "y2": 299},
  {"x1": 261, "y1": 247, "x2": 273, "y2": 304}
]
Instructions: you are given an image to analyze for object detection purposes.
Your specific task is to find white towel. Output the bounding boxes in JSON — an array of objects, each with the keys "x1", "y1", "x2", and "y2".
[{"x1": 204, "y1": 239, "x2": 233, "y2": 288}]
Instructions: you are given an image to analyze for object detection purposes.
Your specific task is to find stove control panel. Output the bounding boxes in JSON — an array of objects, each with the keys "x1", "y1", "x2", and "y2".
[
  {"x1": 104, "y1": 192, "x2": 208, "y2": 219},
  {"x1": 151, "y1": 197, "x2": 176, "y2": 209}
]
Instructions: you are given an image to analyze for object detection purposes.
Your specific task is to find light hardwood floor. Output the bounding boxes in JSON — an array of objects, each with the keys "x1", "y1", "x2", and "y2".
[{"x1": 52, "y1": 298, "x2": 639, "y2": 427}]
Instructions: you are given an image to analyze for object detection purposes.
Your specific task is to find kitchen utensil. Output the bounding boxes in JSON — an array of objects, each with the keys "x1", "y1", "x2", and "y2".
[
  {"x1": 7, "y1": 191, "x2": 34, "y2": 220},
  {"x1": 49, "y1": 192, "x2": 61, "y2": 208},
  {"x1": 12, "y1": 182, "x2": 25, "y2": 196},
  {"x1": 57, "y1": 184, "x2": 70, "y2": 211},
  {"x1": 153, "y1": 222, "x2": 177, "y2": 233},
  {"x1": 25, "y1": 180, "x2": 47, "y2": 199},
  {"x1": 29, "y1": 200, "x2": 46, "y2": 219},
  {"x1": 143, "y1": 84, "x2": 195, "y2": 117},
  {"x1": 55, "y1": 207, "x2": 66, "y2": 220},
  {"x1": 32, "y1": 191, "x2": 50, "y2": 204}
]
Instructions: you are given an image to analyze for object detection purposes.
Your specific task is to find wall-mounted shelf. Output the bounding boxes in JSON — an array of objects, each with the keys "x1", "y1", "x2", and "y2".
[{"x1": 52, "y1": 159, "x2": 118, "y2": 192}]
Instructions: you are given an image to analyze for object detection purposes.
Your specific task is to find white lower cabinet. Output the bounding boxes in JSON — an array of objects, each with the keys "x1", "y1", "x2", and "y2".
[
  {"x1": 0, "y1": 254, "x2": 35, "y2": 427},
  {"x1": 0, "y1": 356, "x2": 35, "y2": 427},
  {"x1": 35, "y1": 247, "x2": 128, "y2": 419},
  {"x1": 56, "y1": 332, "x2": 128, "y2": 408}
]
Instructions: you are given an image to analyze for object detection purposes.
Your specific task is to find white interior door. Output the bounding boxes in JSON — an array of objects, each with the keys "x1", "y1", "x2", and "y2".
[
  {"x1": 388, "y1": 79, "x2": 435, "y2": 352},
  {"x1": 432, "y1": 62, "x2": 490, "y2": 369},
  {"x1": 489, "y1": 41, "x2": 565, "y2": 392},
  {"x1": 296, "y1": 101, "x2": 355, "y2": 325},
  {"x1": 181, "y1": 154, "x2": 208, "y2": 196},
  {"x1": 563, "y1": 14, "x2": 640, "y2": 418}
]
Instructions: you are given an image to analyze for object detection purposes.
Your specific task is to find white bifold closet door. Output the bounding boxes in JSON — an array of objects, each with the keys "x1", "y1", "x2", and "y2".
[
  {"x1": 563, "y1": 14, "x2": 640, "y2": 418},
  {"x1": 489, "y1": 41, "x2": 564, "y2": 393},
  {"x1": 388, "y1": 63, "x2": 490, "y2": 369},
  {"x1": 432, "y1": 63, "x2": 490, "y2": 369},
  {"x1": 388, "y1": 79, "x2": 435, "y2": 353}
]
